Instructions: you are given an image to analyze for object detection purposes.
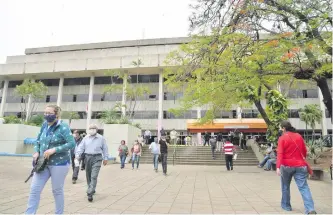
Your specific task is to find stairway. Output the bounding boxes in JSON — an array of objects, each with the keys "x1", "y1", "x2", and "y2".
[{"x1": 139, "y1": 145, "x2": 259, "y2": 166}]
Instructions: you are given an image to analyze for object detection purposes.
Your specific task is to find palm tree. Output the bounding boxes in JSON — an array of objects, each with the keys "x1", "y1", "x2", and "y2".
[{"x1": 299, "y1": 104, "x2": 323, "y2": 142}]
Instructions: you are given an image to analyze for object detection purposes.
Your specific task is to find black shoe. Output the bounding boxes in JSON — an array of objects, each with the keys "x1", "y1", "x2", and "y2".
[
  {"x1": 88, "y1": 195, "x2": 93, "y2": 202},
  {"x1": 72, "y1": 179, "x2": 76, "y2": 184},
  {"x1": 81, "y1": 168, "x2": 85, "y2": 171},
  {"x1": 308, "y1": 211, "x2": 317, "y2": 214},
  {"x1": 231, "y1": 167, "x2": 233, "y2": 171}
]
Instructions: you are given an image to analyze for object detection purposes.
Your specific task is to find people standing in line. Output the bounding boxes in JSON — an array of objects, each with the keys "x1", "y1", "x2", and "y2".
[
  {"x1": 209, "y1": 136, "x2": 217, "y2": 159},
  {"x1": 203, "y1": 132, "x2": 210, "y2": 146},
  {"x1": 277, "y1": 120, "x2": 316, "y2": 214},
  {"x1": 222, "y1": 138, "x2": 236, "y2": 171},
  {"x1": 131, "y1": 140, "x2": 141, "y2": 170},
  {"x1": 71, "y1": 130, "x2": 83, "y2": 184},
  {"x1": 216, "y1": 132, "x2": 223, "y2": 152},
  {"x1": 159, "y1": 136, "x2": 169, "y2": 176},
  {"x1": 118, "y1": 140, "x2": 128, "y2": 169},
  {"x1": 170, "y1": 128, "x2": 178, "y2": 145},
  {"x1": 26, "y1": 105, "x2": 75, "y2": 214},
  {"x1": 149, "y1": 137, "x2": 160, "y2": 172},
  {"x1": 144, "y1": 129, "x2": 151, "y2": 145},
  {"x1": 75, "y1": 124, "x2": 109, "y2": 202}
]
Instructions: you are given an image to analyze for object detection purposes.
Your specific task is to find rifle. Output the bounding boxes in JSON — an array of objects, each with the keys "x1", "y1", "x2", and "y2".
[{"x1": 25, "y1": 159, "x2": 38, "y2": 183}]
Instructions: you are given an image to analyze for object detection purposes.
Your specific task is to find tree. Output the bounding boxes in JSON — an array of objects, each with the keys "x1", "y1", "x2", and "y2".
[
  {"x1": 188, "y1": 0, "x2": 332, "y2": 119},
  {"x1": 299, "y1": 104, "x2": 323, "y2": 141},
  {"x1": 14, "y1": 79, "x2": 48, "y2": 122},
  {"x1": 104, "y1": 70, "x2": 151, "y2": 121},
  {"x1": 61, "y1": 111, "x2": 80, "y2": 127}
]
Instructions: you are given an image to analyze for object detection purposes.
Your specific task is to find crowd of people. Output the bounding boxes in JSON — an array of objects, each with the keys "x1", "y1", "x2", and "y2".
[{"x1": 24, "y1": 104, "x2": 317, "y2": 214}]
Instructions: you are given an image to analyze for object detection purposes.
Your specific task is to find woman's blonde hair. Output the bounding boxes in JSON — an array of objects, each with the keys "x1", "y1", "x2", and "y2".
[{"x1": 46, "y1": 104, "x2": 62, "y2": 118}]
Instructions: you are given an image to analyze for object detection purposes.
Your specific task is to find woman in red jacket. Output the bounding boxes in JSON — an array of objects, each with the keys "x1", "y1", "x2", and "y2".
[{"x1": 277, "y1": 120, "x2": 316, "y2": 214}]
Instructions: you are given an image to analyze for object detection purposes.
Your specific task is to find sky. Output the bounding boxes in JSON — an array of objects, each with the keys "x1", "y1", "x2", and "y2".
[{"x1": 0, "y1": 0, "x2": 192, "y2": 63}]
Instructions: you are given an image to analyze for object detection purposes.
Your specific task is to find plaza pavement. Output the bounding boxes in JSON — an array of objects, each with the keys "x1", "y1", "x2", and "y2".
[{"x1": 0, "y1": 157, "x2": 331, "y2": 214}]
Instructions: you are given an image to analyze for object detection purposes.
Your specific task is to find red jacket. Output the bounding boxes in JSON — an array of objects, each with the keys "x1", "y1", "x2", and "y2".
[{"x1": 277, "y1": 131, "x2": 307, "y2": 168}]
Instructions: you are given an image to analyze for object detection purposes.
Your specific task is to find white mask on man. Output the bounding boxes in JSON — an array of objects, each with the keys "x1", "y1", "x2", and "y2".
[{"x1": 89, "y1": 129, "x2": 97, "y2": 136}]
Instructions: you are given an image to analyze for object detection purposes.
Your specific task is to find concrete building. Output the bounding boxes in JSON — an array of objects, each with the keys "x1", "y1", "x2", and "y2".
[{"x1": 0, "y1": 37, "x2": 331, "y2": 140}]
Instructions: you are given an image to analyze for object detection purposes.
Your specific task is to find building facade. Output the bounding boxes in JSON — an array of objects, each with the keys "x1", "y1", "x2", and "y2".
[{"x1": 0, "y1": 37, "x2": 331, "y2": 139}]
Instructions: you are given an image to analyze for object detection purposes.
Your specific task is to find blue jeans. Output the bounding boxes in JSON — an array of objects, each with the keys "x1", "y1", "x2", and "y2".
[
  {"x1": 153, "y1": 154, "x2": 159, "y2": 170},
  {"x1": 120, "y1": 155, "x2": 126, "y2": 168},
  {"x1": 259, "y1": 155, "x2": 270, "y2": 167},
  {"x1": 265, "y1": 159, "x2": 276, "y2": 170},
  {"x1": 280, "y1": 165, "x2": 315, "y2": 213},
  {"x1": 26, "y1": 165, "x2": 69, "y2": 214},
  {"x1": 132, "y1": 154, "x2": 140, "y2": 169}
]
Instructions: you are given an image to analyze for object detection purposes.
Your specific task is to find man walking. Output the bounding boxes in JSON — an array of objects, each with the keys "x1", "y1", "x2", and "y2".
[
  {"x1": 210, "y1": 136, "x2": 217, "y2": 159},
  {"x1": 170, "y1": 128, "x2": 178, "y2": 145},
  {"x1": 71, "y1": 130, "x2": 82, "y2": 184},
  {"x1": 217, "y1": 132, "x2": 223, "y2": 152},
  {"x1": 222, "y1": 138, "x2": 236, "y2": 171},
  {"x1": 204, "y1": 132, "x2": 210, "y2": 146},
  {"x1": 159, "y1": 136, "x2": 169, "y2": 176},
  {"x1": 76, "y1": 124, "x2": 109, "y2": 202}
]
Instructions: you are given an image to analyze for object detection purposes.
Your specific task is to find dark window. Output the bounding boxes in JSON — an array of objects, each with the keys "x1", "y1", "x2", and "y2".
[
  {"x1": 252, "y1": 110, "x2": 259, "y2": 118},
  {"x1": 77, "y1": 94, "x2": 89, "y2": 102},
  {"x1": 21, "y1": 97, "x2": 25, "y2": 103},
  {"x1": 0, "y1": 97, "x2": 2, "y2": 103},
  {"x1": 137, "y1": 74, "x2": 159, "y2": 83},
  {"x1": 8, "y1": 80, "x2": 23, "y2": 88},
  {"x1": 95, "y1": 76, "x2": 112, "y2": 85},
  {"x1": 46, "y1": 95, "x2": 50, "y2": 103},
  {"x1": 325, "y1": 109, "x2": 330, "y2": 118},
  {"x1": 306, "y1": 89, "x2": 318, "y2": 98},
  {"x1": 64, "y1": 77, "x2": 90, "y2": 86},
  {"x1": 232, "y1": 110, "x2": 237, "y2": 118},
  {"x1": 242, "y1": 109, "x2": 254, "y2": 118},
  {"x1": 148, "y1": 95, "x2": 157, "y2": 100},
  {"x1": 73, "y1": 95, "x2": 77, "y2": 102},
  {"x1": 289, "y1": 109, "x2": 299, "y2": 118},
  {"x1": 111, "y1": 77, "x2": 123, "y2": 84},
  {"x1": 129, "y1": 75, "x2": 138, "y2": 83},
  {"x1": 302, "y1": 90, "x2": 308, "y2": 98},
  {"x1": 78, "y1": 112, "x2": 87, "y2": 119},
  {"x1": 39, "y1": 79, "x2": 59, "y2": 86},
  {"x1": 93, "y1": 94, "x2": 103, "y2": 101}
]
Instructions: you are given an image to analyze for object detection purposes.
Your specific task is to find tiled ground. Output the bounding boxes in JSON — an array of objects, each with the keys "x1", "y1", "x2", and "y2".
[{"x1": 0, "y1": 157, "x2": 331, "y2": 214}]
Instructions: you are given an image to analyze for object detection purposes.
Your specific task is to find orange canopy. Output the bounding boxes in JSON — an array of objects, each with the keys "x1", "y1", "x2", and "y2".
[{"x1": 187, "y1": 119, "x2": 268, "y2": 133}]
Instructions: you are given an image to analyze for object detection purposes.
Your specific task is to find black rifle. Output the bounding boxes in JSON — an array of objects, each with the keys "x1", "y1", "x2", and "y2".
[{"x1": 25, "y1": 159, "x2": 38, "y2": 183}]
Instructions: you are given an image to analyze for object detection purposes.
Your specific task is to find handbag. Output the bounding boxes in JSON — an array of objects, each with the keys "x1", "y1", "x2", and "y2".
[{"x1": 287, "y1": 134, "x2": 313, "y2": 175}]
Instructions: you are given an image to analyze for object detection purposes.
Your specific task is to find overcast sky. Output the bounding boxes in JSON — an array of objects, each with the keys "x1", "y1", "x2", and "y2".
[{"x1": 0, "y1": 0, "x2": 191, "y2": 63}]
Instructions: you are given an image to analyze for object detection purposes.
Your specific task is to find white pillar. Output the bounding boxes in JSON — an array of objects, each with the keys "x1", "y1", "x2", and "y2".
[
  {"x1": 0, "y1": 79, "x2": 9, "y2": 117},
  {"x1": 157, "y1": 72, "x2": 163, "y2": 140},
  {"x1": 318, "y1": 87, "x2": 328, "y2": 136},
  {"x1": 25, "y1": 79, "x2": 34, "y2": 122},
  {"x1": 56, "y1": 75, "x2": 64, "y2": 107},
  {"x1": 197, "y1": 108, "x2": 201, "y2": 146},
  {"x1": 86, "y1": 74, "x2": 94, "y2": 131},
  {"x1": 121, "y1": 73, "x2": 128, "y2": 117},
  {"x1": 237, "y1": 106, "x2": 242, "y2": 119}
]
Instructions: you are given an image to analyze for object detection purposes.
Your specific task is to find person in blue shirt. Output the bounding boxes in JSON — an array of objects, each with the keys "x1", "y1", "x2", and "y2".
[{"x1": 25, "y1": 105, "x2": 75, "y2": 215}]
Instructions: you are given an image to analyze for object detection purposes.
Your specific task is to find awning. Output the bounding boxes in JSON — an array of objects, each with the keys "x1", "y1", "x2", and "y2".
[
  {"x1": 24, "y1": 138, "x2": 37, "y2": 145},
  {"x1": 187, "y1": 119, "x2": 268, "y2": 133}
]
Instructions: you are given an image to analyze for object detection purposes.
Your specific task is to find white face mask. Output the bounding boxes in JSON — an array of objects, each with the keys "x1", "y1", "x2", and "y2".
[{"x1": 89, "y1": 129, "x2": 97, "y2": 136}]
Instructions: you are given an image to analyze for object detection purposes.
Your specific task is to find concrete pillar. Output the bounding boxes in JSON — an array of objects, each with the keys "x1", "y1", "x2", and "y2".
[
  {"x1": 56, "y1": 75, "x2": 64, "y2": 107},
  {"x1": 121, "y1": 72, "x2": 128, "y2": 117},
  {"x1": 318, "y1": 87, "x2": 328, "y2": 136},
  {"x1": 197, "y1": 108, "x2": 201, "y2": 146},
  {"x1": 86, "y1": 74, "x2": 94, "y2": 131},
  {"x1": 25, "y1": 79, "x2": 35, "y2": 122},
  {"x1": 0, "y1": 79, "x2": 9, "y2": 117},
  {"x1": 157, "y1": 72, "x2": 163, "y2": 140},
  {"x1": 237, "y1": 106, "x2": 242, "y2": 119}
]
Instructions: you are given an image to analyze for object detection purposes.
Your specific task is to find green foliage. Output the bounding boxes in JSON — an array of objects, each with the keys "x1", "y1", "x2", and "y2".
[
  {"x1": 99, "y1": 107, "x2": 141, "y2": 129},
  {"x1": 306, "y1": 139, "x2": 324, "y2": 164},
  {"x1": 14, "y1": 79, "x2": 48, "y2": 121},
  {"x1": 299, "y1": 104, "x2": 323, "y2": 141},
  {"x1": 61, "y1": 111, "x2": 80, "y2": 125},
  {"x1": 27, "y1": 114, "x2": 44, "y2": 126},
  {"x1": 3, "y1": 115, "x2": 21, "y2": 124},
  {"x1": 266, "y1": 90, "x2": 288, "y2": 143}
]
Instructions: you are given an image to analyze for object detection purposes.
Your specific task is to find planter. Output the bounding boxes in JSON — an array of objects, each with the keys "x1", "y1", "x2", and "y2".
[
  {"x1": 0, "y1": 124, "x2": 40, "y2": 154},
  {"x1": 103, "y1": 124, "x2": 141, "y2": 163}
]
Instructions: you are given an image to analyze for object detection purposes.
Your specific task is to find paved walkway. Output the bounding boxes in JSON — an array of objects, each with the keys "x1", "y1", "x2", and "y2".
[{"x1": 0, "y1": 157, "x2": 331, "y2": 214}]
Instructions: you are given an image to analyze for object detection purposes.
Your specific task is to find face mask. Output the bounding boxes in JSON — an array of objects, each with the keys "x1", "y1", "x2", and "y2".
[
  {"x1": 89, "y1": 129, "x2": 97, "y2": 136},
  {"x1": 44, "y1": 114, "x2": 56, "y2": 123}
]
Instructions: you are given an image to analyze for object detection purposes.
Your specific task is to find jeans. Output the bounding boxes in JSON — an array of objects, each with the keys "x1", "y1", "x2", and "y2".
[
  {"x1": 161, "y1": 153, "x2": 168, "y2": 174},
  {"x1": 225, "y1": 154, "x2": 233, "y2": 170},
  {"x1": 132, "y1": 154, "x2": 140, "y2": 169},
  {"x1": 216, "y1": 141, "x2": 222, "y2": 151},
  {"x1": 259, "y1": 155, "x2": 270, "y2": 167},
  {"x1": 120, "y1": 155, "x2": 126, "y2": 169},
  {"x1": 26, "y1": 165, "x2": 69, "y2": 214},
  {"x1": 153, "y1": 154, "x2": 159, "y2": 170},
  {"x1": 265, "y1": 159, "x2": 276, "y2": 170},
  {"x1": 280, "y1": 165, "x2": 315, "y2": 213}
]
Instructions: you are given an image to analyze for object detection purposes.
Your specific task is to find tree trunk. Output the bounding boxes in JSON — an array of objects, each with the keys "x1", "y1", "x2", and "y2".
[
  {"x1": 316, "y1": 78, "x2": 332, "y2": 121},
  {"x1": 254, "y1": 100, "x2": 271, "y2": 126},
  {"x1": 305, "y1": 124, "x2": 308, "y2": 142}
]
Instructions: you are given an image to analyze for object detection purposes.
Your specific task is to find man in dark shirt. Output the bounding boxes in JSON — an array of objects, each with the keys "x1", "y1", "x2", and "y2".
[
  {"x1": 204, "y1": 132, "x2": 210, "y2": 146},
  {"x1": 159, "y1": 137, "x2": 169, "y2": 175}
]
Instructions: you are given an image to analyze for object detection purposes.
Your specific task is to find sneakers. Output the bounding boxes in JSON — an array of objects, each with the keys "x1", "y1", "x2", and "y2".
[{"x1": 88, "y1": 195, "x2": 93, "y2": 202}]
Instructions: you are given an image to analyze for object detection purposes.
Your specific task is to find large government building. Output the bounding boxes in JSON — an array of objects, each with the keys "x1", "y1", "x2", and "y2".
[{"x1": 0, "y1": 37, "x2": 331, "y2": 141}]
